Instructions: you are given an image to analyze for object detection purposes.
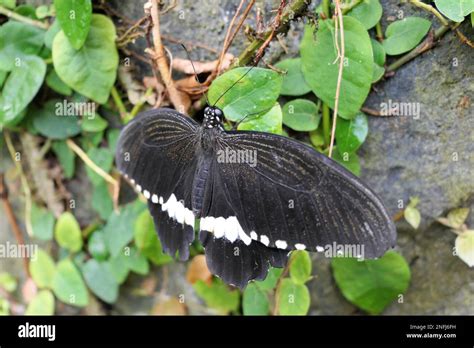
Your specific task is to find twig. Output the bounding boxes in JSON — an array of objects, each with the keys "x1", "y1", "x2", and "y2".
[
  {"x1": 408, "y1": 0, "x2": 449, "y2": 27},
  {"x1": 0, "y1": 5, "x2": 49, "y2": 29},
  {"x1": 254, "y1": 0, "x2": 286, "y2": 63},
  {"x1": 4, "y1": 131, "x2": 33, "y2": 237},
  {"x1": 66, "y1": 140, "x2": 117, "y2": 186},
  {"x1": 328, "y1": 0, "x2": 345, "y2": 158},
  {"x1": 216, "y1": 0, "x2": 246, "y2": 74},
  {"x1": 0, "y1": 173, "x2": 31, "y2": 278},
  {"x1": 149, "y1": 0, "x2": 185, "y2": 110}
]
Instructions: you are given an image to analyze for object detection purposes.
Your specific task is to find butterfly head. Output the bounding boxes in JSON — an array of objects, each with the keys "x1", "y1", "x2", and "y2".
[{"x1": 203, "y1": 106, "x2": 224, "y2": 131}]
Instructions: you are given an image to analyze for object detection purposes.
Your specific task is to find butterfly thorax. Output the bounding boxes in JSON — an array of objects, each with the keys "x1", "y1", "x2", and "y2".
[{"x1": 202, "y1": 106, "x2": 224, "y2": 131}]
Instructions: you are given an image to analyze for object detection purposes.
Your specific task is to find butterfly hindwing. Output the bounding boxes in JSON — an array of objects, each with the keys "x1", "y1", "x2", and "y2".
[{"x1": 116, "y1": 108, "x2": 199, "y2": 260}]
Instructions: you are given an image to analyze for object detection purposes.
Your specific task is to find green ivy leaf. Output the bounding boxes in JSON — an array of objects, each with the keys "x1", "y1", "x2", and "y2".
[
  {"x1": 54, "y1": 0, "x2": 92, "y2": 49},
  {"x1": 208, "y1": 67, "x2": 282, "y2": 122},
  {"x1": 30, "y1": 203, "x2": 55, "y2": 240},
  {"x1": 0, "y1": 272, "x2": 17, "y2": 292},
  {"x1": 84, "y1": 147, "x2": 114, "y2": 186},
  {"x1": 274, "y1": 58, "x2": 311, "y2": 96},
  {"x1": 87, "y1": 230, "x2": 109, "y2": 261},
  {"x1": 242, "y1": 283, "x2": 270, "y2": 315},
  {"x1": 301, "y1": 17, "x2": 373, "y2": 119},
  {"x1": 104, "y1": 200, "x2": 146, "y2": 256},
  {"x1": 46, "y1": 68, "x2": 73, "y2": 96},
  {"x1": 255, "y1": 267, "x2": 283, "y2": 291},
  {"x1": 52, "y1": 14, "x2": 118, "y2": 104},
  {"x1": 434, "y1": 0, "x2": 474, "y2": 22},
  {"x1": 0, "y1": 21, "x2": 45, "y2": 71},
  {"x1": 335, "y1": 112, "x2": 368, "y2": 155},
  {"x1": 277, "y1": 279, "x2": 310, "y2": 315},
  {"x1": 332, "y1": 251, "x2": 411, "y2": 314},
  {"x1": 52, "y1": 140, "x2": 76, "y2": 179},
  {"x1": 193, "y1": 278, "x2": 240, "y2": 314},
  {"x1": 25, "y1": 290, "x2": 55, "y2": 315},
  {"x1": 0, "y1": 55, "x2": 46, "y2": 126},
  {"x1": 282, "y1": 99, "x2": 320, "y2": 132},
  {"x1": 44, "y1": 19, "x2": 61, "y2": 50},
  {"x1": 29, "y1": 249, "x2": 56, "y2": 289},
  {"x1": 32, "y1": 99, "x2": 82, "y2": 139},
  {"x1": 52, "y1": 259, "x2": 88, "y2": 307},
  {"x1": 346, "y1": 0, "x2": 382, "y2": 29},
  {"x1": 81, "y1": 114, "x2": 108, "y2": 133},
  {"x1": 91, "y1": 181, "x2": 113, "y2": 220},
  {"x1": 332, "y1": 149, "x2": 361, "y2": 176},
  {"x1": 382, "y1": 17, "x2": 431, "y2": 56},
  {"x1": 54, "y1": 211, "x2": 83, "y2": 253},
  {"x1": 289, "y1": 250, "x2": 312, "y2": 285},
  {"x1": 82, "y1": 259, "x2": 119, "y2": 303},
  {"x1": 237, "y1": 103, "x2": 282, "y2": 134}
]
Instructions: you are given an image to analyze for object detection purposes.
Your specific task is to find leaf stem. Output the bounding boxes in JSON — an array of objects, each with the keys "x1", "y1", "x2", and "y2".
[
  {"x1": 322, "y1": 0, "x2": 331, "y2": 17},
  {"x1": 126, "y1": 87, "x2": 154, "y2": 123},
  {"x1": 375, "y1": 22, "x2": 384, "y2": 41},
  {"x1": 0, "y1": 5, "x2": 49, "y2": 29},
  {"x1": 110, "y1": 86, "x2": 128, "y2": 120},
  {"x1": 322, "y1": 103, "x2": 331, "y2": 146},
  {"x1": 408, "y1": 0, "x2": 449, "y2": 27}
]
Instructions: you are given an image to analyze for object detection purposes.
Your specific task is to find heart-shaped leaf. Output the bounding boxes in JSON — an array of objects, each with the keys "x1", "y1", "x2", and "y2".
[
  {"x1": 282, "y1": 99, "x2": 320, "y2": 132},
  {"x1": 208, "y1": 67, "x2": 282, "y2": 122},
  {"x1": 52, "y1": 259, "x2": 88, "y2": 307},
  {"x1": 53, "y1": 14, "x2": 118, "y2": 104},
  {"x1": 332, "y1": 251, "x2": 411, "y2": 314},
  {"x1": 82, "y1": 259, "x2": 119, "y2": 303},
  {"x1": 383, "y1": 17, "x2": 431, "y2": 56},
  {"x1": 32, "y1": 99, "x2": 82, "y2": 139},
  {"x1": 301, "y1": 17, "x2": 373, "y2": 119},
  {"x1": 277, "y1": 279, "x2": 310, "y2": 315},
  {"x1": 289, "y1": 250, "x2": 312, "y2": 285},
  {"x1": 242, "y1": 283, "x2": 270, "y2": 315},
  {"x1": 25, "y1": 290, "x2": 55, "y2": 315},
  {"x1": 54, "y1": 211, "x2": 83, "y2": 253},
  {"x1": 336, "y1": 112, "x2": 368, "y2": 154},
  {"x1": 346, "y1": 0, "x2": 383, "y2": 29},
  {"x1": 29, "y1": 249, "x2": 56, "y2": 289},
  {"x1": 434, "y1": 0, "x2": 474, "y2": 22}
]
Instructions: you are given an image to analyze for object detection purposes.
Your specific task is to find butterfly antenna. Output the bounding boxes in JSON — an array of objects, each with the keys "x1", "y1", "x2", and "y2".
[
  {"x1": 180, "y1": 43, "x2": 210, "y2": 105},
  {"x1": 212, "y1": 62, "x2": 258, "y2": 107}
]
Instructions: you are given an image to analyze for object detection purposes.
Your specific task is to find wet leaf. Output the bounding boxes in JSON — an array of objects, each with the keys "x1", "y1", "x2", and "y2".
[
  {"x1": 54, "y1": 0, "x2": 92, "y2": 49},
  {"x1": 54, "y1": 211, "x2": 83, "y2": 253},
  {"x1": 277, "y1": 279, "x2": 310, "y2": 315},
  {"x1": 29, "y1": 249, "x2": 56, "y2": 289},
  {"x1": 53, "y1": 14, "x2": 118, "y2": 104},
  {"x1": 52, "y1": 259, "x2": 88, "y2": 307},
  {"x1": 332, "y1": 251, "x2": 411, "y2": 314},
  {"x1": 335, "y1": 112, "x2": 368, "y2": 154},
  {"x1": 383, "y1": 17, "x2": 431, "y2": 56},
  {"x1": 301, "y1": 17, "x2": 373, "y2": 119},
  {"x1": 243, "y1": 283, "x2": 270, "y2": 315},
  {"x1": 282, "y1": 99, "x2": 320, "y2": 132},
  {"x1": 238, "y1": 102, "x2": 282, "y2": 135},
  {"x1": 208, "y1": 67, "x2": 282, "y2": 122},
  {"x1": 274, "y1": 58, "x2": 311, "y2": 96}
]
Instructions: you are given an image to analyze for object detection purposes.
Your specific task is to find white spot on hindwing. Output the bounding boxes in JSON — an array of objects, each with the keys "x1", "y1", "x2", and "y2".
[
  {"x1": 260, "y1": 235, "x2": 270, "y2": 246},
  {"x1": 275, "y1": 240, "x2": 287, "y2": 249},
  {"x1": 200, "y1": 215, "x2": 251, "y2": 245},
  {"x1": 250, "y1": 231, "x2": 258, "y2": 240},
  {"x1": 316, "y1": 246, "x2": 324, "y2": 252},
  {"x1": 295, "y1": 243, "x2": 306, "y2": 250},
  {"x1": 143, "y1": 190, "x2": 150, "y2": 199},
  {"x1": 151, "y1": 194, "x2": 159, "y2": 204}
]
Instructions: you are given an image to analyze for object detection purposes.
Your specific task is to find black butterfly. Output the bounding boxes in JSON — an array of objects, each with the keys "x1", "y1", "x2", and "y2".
[{"x1": 115, "y1": 93, "x2": 396, "y2": 288}]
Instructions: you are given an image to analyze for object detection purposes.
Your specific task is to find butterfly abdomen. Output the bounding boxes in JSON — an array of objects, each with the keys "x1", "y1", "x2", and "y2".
[{"x1": 191, "y1": 156, "x2": 212, "y2": 217}]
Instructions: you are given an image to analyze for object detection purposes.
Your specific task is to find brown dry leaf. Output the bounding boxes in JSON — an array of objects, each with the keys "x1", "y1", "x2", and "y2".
[
  {"x1": 22, "y1": 277, "x2": 37, "y2": 304},
  {"x1": 172, "y1": 53, "x2": 234, "y2": 75},
  {"x1": 151, "y1": 297, "x2": 187, "y2": 315},
  {"x1": 186, "y1": 255, "x2": 212, "y2": 285},
  {"x1": 175, "y1": 75, "x2": 207, "y2": 96}
]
